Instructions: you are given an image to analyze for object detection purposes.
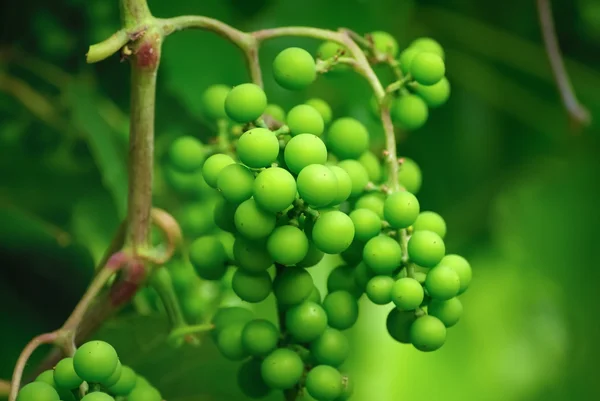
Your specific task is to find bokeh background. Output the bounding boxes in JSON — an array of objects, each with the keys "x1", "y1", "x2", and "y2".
[{"x1": 1, "y1": 0, "x2": 599, "y2": 400}]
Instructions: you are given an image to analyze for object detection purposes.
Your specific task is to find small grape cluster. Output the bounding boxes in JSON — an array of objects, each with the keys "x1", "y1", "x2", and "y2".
[{"x1": 15, "y1": 341, "x2": 160, "y2": 401}]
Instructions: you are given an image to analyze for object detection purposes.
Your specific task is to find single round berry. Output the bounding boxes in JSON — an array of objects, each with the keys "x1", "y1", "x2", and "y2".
[
  {"x1": 327, "y1": 118, "x2": 369, "y2": 160},
  {"x1": 312, "y1": 211, "x2": 355, "y2": 254},
  {"x1": 306, "y1": 98, "x2": 333, "y2": 124},
  {"x1": 308, "y1": 285, "x2": 322, "y2": 304},
  {"x1": 355, "y1": 193, "x2": 385, "y2": 218},
  {"x1": 241, "y1": 319, "x2": 279, "y2": 356},
  {"x1": 370, "y1": 31, "x2": 399, "y2": 57},
  {"x1": 384, "y1": 191, "x2": 420, "y2": 229},
  {"x1": 328, "y1": 165, "x2": 353, "y2": 205},
  {"x1": 261, "y1": 349, "x2": 304, "y2": 390},
  {"x1": 391, "y1": 95, "x2": 429, "y2": 130},
  {"x1": 322, "y1": 291, "x2": 359, "y2": 330},
  {"x1": 127, "y1": 385, "x2": 162, "y2": 401},
  {"x1": 168, "y1": 136, "x2": 205, "y2": 172},
  {"x1": 297, "y1": 164, "x2": 338, "y2": 207},
  {"x1": 287, "y1": 104, "x2": 324, "y2": 136},
  {"x1": 428, "y1": 297, "x2": 463, "y2": 327},
  {"x1": 103, "y1": 360, "x2": 122, "y2": 387},
  {"x1": 398, "y1": 157, "x2": 422, "y2": 194},
  {"x1": 232, "y1": 269, "x2": 272, "y2": 303},
  {"x1": 201, "y1": 84, "x2": 230, "y2": 120},
  {"x1": 305, "y1": 365, "x2": 343, "y2": 401},
  {"x1": 350, "y1": 208, "x2": 382, "y2": 242},
  {"x1": 273, "y1": 267, "x2": 314, "y2": 307},
  {"x1": 176, "y1": 200, "x2": 217, "y2": 238},
  {"x1": 80, "y1": 393, "x2": 114, "y2": 401},
  {"x1": 17, "y1": 382, "x2": 59, "y2": 401},
  {"x1": 53, "y1": 357, "x2": 83, "y2": 389},
  {"x1": 413, "y1": 211, "x2": 447, "y2": 238},
  {"x1": 386, "y1": 308, "x2": 417, "y2": 343},
  {"x1": 216, "y1": 321, "x2": 248, "y2": 361},
  {"x1": 339, "y1": 240, "x2": 365, "y2": 266},
  {"x1": 354, "y1": 261, "x2": 376, "y2": 293},
  {"x1": 337, "y1": 160, "x2": 369, "y2": 198},
  {"x1": 410, "y1": 315, "x2": 446, "y2": 352},
  {"x1": 398, "y1": 47, "x2": 421, "y2": 74},
  {"x1": 211, "y1": 306, "x2": 254, "y2": 340},
  {"x1": 363, "y1": 235, "x2": 402, "y2": 275},
  {"x1": 253, "y1": 167, "x2": 297, "y2": 213},
  {"x1": 264, "y1": 104, "x2": 286, "y2": 122},
  {"x1": 213, "y1": 198, "x2": 237, "y2": 233},
  {"x1": 311, "y1": 328, "x2": 349, "y2": 367},
  {"x1": 189, "y1": 236, "x2": 227, "y2": 280},
  {"x1": 273, "y1": 47, "x2": 316, "y2": 90},
  {"x1": 359, "y1": 151, "x2": 383, "y2": 183},
  {"x1": 425, "y1": 265, "x2": 460, "y2": 300},
  {"x1": 73, "y1": 340, "x2": 119, "y2": 383},
  {"x1": 327, "y1": 265, "x2": 362, "y2": 298},
  {"x1": 108, "y1": 365, "x2": 137, "y2": 395},
  {"x1": 202, "y1": 153, "x2": 235, "y2": 188},
  {"x1": 224, "y1": 83, "x2": 267, "y2": 123},
  {"x1": 297, "y1": 242, "x2": 325, "y2": 268},
  {"x1": 407, "y1": 230, "x2": 445, "y2": 267},
  {"x1": 234, "y1": 198, "x2": 276, "y2": 239},
  {"x1": 440, "y1": 254, "x2": 472, "y2": 294},
  {"x1": 415, "y1": 77, "x2": 451, "y2": 108},
  {"x1": 391, "y1": 278, "x2": 424, "y2": 310},
  {"x1": 216, "y1": 163, "x2": 254, "y2": 204},
  {"x1": 267, "y1": 225, "x2": 309, "y2": 266},
  {"x1": 411, "y1": 37, "x2": 445, "y2": 59},
  {"x1": 286, "y1": 301, "x2": 328, "y2": 342},
  {"x1": 233, "y1": 236, "x2": 272, "y2": 273},
  {"x1": 284, "y1": 134, "x2": 328, "y2": 174},
  {"x1": 35, "y1": 370, "x2": 56, "y2": 387},
  {"x1": 365, "y1": 275, "x2": 395, "y2": 305},
  {"x1": 410, "y1": 52, "x2": 445, "y2": 85},
  {"x1": 238, "y1": 358, "x2": 271, "y2": 399},
  {"x1": 237, "y1": 127, "x2": 279, "y2": 168}
]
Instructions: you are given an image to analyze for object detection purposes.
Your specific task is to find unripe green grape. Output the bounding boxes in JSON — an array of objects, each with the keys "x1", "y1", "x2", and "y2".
[
  {"x1": 384, "y1": 191, "x2": 420, "y2": 229},
  {"x1": 217, "y1": 231, "x2": 235, "y2": 261},
  {"x1": 53, "y1": 357, "x2": 82, "y2": 389},
  {"x1": 127, "y1": 385, "x2": 162, "y2": 401},
  {"x1": 168, "y1": 136, "x2": 205, "y2": 173},
  {"x1": 238, "y1": 358, "x2": 271, "y2": 399},
  {"x1": 80, "y1": 393, "x2": 114, "y2": 401},
  {"x1": 408, "y1": 230, "x2": 445, "y2": 267},
  {"x1": 305, "y1": 365, "x2": 343, "y2": 401},
  {"x1": 216, "y1": 321, "x2": 248, "y2": 360},
  {"x1": 410, "y1": 315, "x2": 446, "y2": 352},
  {"x1": 425, "y1": 265, "x2": 460, "y2": 300},
  {"x1": 398, "y1": 47, "x2": 421, "y2": 74},
  {"x1": 168, "y1": 260, "x2": 198, "y2": 295},
  {"x1": 327, "y1": 265, "x2": 362, "y2": 298},
  {"x1": 216, "y1": 163, "x2": 254, "y2": 204},
  {"x1": 108, "y1": 365, "x2": 137, "y2": 395},
  {"x1": 386, "y1": 308, "x2": 417, "y2": 343},
  {"x1": 16, "y1": 382, "x2": 59, "y2": 401},
  {"x1": 237, "y1": 128, "x2": 279, "y2": 168},
  {"x1": 254, "y1": 167, "x2": 297, "y2": 212},
  {"x1": 35, "y1": 370, "x2": 56, "y2": 387},
  {"x1": 214, "y1": 198, "x2": 237, "y2": 233},
  {"x1": 306, "y1": 98, "x2": 333, "y2": 124},
  {"x1": 312, "y1": 211, "x2": 355, "y2": 254},
  {"x1": 211, "y1": 306, "x2": 254, "y2": 341},
  {"x1": 327, "y1": 118, "x2": 369, "y2": 160},
  {"x1": 428, "y1": 297, "x2": 462, "y2": 327},
  {"x1": 273, "y1": 267, "x2": 314, "y2": 307},
  {"x1": 273, "y1": 47, "x2": 316, "y2": 90},
  {"x1": 267, "y1": 225, "x2": 309, "y2": 265},
  {"x1": 234, "y1": 198, "x2": 276, "y2": 239},
  {"x1": 311, "y1": 328, "x2": 349, "y2": 367},
  {"x1": 323, "y1": 291, "x2": 359, "y2": 330},
  {"x1": 413, "y1": 211, "x2": 447, "y2": 238},
  {"x1": 261, "y1": 348, "x2": 304, "y2": 390},
  {"x1": 363, "y1": 235, "x2": 402, "y2": 275},
  {"x1": 177, "y1": 200, "x2": 218, "y2": 238},
  {"x1": 73, "y1": 340, "x2": 119, "y2": 383},
  {"x1": 391, "y1": 277, "x2": 424, "y2": 310},
  {"x1": 201, "y1": 84, "x2": 230, "y2": 120},
  {"x1": 287, "y1": 104, "x2": 324, "y2": 136},
  {"x1": 354, "y1": 261, "x2": 375, "y2": 293},
  {"x1": 410, "y1": 52, "x2": 445, "y2": 86},
  {"x1": 340, "y1": 240, "x2": 365, "y2": 266},
  {"x1": 103, "y1": 360, "x2": 122, "y2": 387},
  {"x1": 327, "y1": 165, "x2": 352, "y2": 206},
  {"x1": 264, "y1": 104, "x2": 286, "y2": 122},
  {"x1": 286, "y1": 301, "x2": 328, "y2": 342},
  {"x1": 189, "y1": 236, "x2": 227, "y2": 280},
  {"x1": 241, "y1": 319, "x2": 279, "y2": 356},
  {"x1": 397, "y1": 157, "x2": 422, "y2": 194},
  {"x1": 370, "y1": 31, "x2": 399, "y2": 57},
  {"x1": 391, "y1": 95, "x2": 429, "y2": 130},
  {"x1": 284, "y1": 134, "x2": 328, "y2": 174},
  {"x1": 366, "y1": 275, "x2": 394, "y2": 305},
  {"x1": 297, "y1": 242, "x2": 325, "y2": 268},
  {"x1": 232, "y1": 269, "x2": 272, "y2": 303},
  {"x1": 163, "y1": 165, "x2": 214, "y2": 197},
  {"x1": 297, "y1": 164, "x2": 338, "y2": 207},
  {"x1": 181, "y1": 281, "x2": 220, "y2": 321},
  {"x1": 411, "y1": 37, "x2": 445, "y2": 59},
  {"x1": 225, "y1": 83, "x2": 267, "y2": 123},
  {"x1": 202, "y1": 153, "x2": 235, "y2": 188},
  {"x1": 337, "y1": 160, "x2": 369, "y2": 198},
  {"x1": 358, "y1": 152, "x2": 383, "y2": 183},
  {"x1": 233, "y1": 236, "x2": 273, "y2": 273},
  {"x1": 308, "y1": 285, "x2": 322, "y2": 303},
  {"x1": 349, "y1": 208, "x2": 381, "y2": 242},
  {"x1": 355, "y1": 193, "x2": 385, "y2": 218},
  {"x1": 415, "y1": 77, "x2": 450, "y2": 108},
  {"x1": 440, "y1": 254, "x2": 472, "y2": 294},
  {"x1": 316, "y1": 41, "x2": 349, "y2": 72}
]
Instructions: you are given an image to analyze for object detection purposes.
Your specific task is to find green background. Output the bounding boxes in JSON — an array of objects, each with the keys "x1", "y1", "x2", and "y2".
[{"x1": 1, "y1": 0, "x2": 599, "y2": 400}]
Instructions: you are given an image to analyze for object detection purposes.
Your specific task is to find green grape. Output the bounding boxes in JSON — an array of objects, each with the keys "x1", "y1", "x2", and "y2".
[
  {"x1": 201, "y1": 84, "x2": 230, "y2": 120},
  {"x1": 73, "y1": 340, "x2": 119, "y2": 383},
  {"x1": 340, "y1": 240, "x2": 365, "y2": 266},
  {"x1": 386, "y1": 309, "x2": 417, "y2": 343},
  {"x1": 217, "y1": 231, "x2": 235, "y2": 261},
  {"x1": 127, "y1": 385, "x2": 162, "y2": 401},
  {"x1": 322, "y1": 291, "x2": 359, "y2": 330},
  {"x1": 358, "y1": 152, "x2": 383, "y2": 183},
  {"x1": 189, "y1": 236, "x2": 227, "y2": 280},
  {"x1": 354, "y1": 261, "x2": 375, "y2": 292},
  {"x1": 365, "y1": 275, "x2": 394, "y2": 305},
  {"x1": 264, "y1": 104, "x2": 286, "y2": 122},
  {"x1": 316, "y1": 41, "x2": 349, "y2": 72},
  {"x1": 224, "y1": 83, "x2": 267, "y2": 123},
  {"x1": 237, "y1": 128, "x2": 279, "y2": 168},
  {"x1": 180, "y1": 281, "x2": 220, "y2": 322},
  {"x1": 349, "y1": 208, "x2": 381, "y2": 242},
  {"x1": 413, "y1": 211, "x2": 447, "y2": 238},
  {"x1": 355, "y1": 193, "x2": 385, "y2": 218},
  {"x1": 216, "y1": 163, "x2": 255, "y2": 204},
  {"x1": 212, "y1": 306, "x2": 254, "y2": 340},
  {"x1": 428, "y1": 297, "x2": 462, "y2": 327},
  {"x1": 35, "y1": 370, "x2": 56, "y2": 387},
  {"x1": 391, "y1": 277, "x2": 424, "y2": 310},
  {"x1": 391, "y1": 95, "x2": 428, "y2": 130},
  {"x1": 297, "y1": 164, "x2": 338, "y2": 207},
  {"x1": 286, "y1": 301, "x2": 328, "y2": 342},
  {"x1": 370, "y1": 31, "x2": 399, "y2": 57},
  {"x1": 242, "y1": 319, "x2": 279, "y2": 356},
  {"x1": 234, "y1": 198, "x2": 276, "y2": 239},
  {"x1": 108, "y1": 365, "x2": 137, "y2": 395},
  {"x1": 410, "y1": 315, "x2": 446, "y2": 352},
  {"x1": 238, "y1": 358, "x2": 272, "y2": 399},
  {"x1": 425, "y1": 265, "x2": 460, "y2": 300},
  {"x1": 202, "y1": 153, "x2": 235, "y2": 188},
  {"x1": 80, "y1": 393, "x2": 114, "y2": 401},
  {"x1": 327, "y1": 118, "x2": 369, "y2": 160},
  {"x1": 103, "y1": 360, "x2": 122, "y2": 387},
  {"x1": 308, "y1": 285, "x2": 322, "y2": 303},
  {"x1": 398, "y1": 157, "x2": 422, "y2": 194},
  {"x1": 440, "y1": 254, "x2": 472, "y2": 294},
  {"x1": 410, "y1": 52, "x2": 445, "y2": 86},
  {"x1": 287, "y1": 104, "x2": 324, "y2": 136},
  {"x1": 267, "y1": 225, "x2": 309, "y2": 265},
  {"x1": 306, "y1": 98, "x2": 333, "y2": 124},
  {"x1": 407, "y1": 230, "x2": 445, "y2": 267},
  {"x1": 232, "y1": 269, "x2": 272, "y2": 303},
  {"x1": 53, "y1": 357, "x2": 82, "y2": 389},
  {"x1": 297, "y1": 242, "x2": 325, "y2": 268},
  {"x1": 312, "y1": 211, "x2": 355, "y2": 254},
  {"x1": 16, "y1": 382, "x2": 60, "y2": 401},
  {"x1": 384, "y1": 191, "x2": 420, "y2": 229},
  {"x1": 253, "y1": 167, "x2": 297, "y2": 213},
  {"x1": 273, "y1": 47, "x2": 316, "y2": 90},
  {"x1": 233, "y1": 236, "x2": 273, "y2": 273},
  {"x1": 214, "y1": 198, "x2": 237, "y2": 233},
  {"x1": 261, "y1": 348, "x2": 304, "y2": 390},
  {"x1": 311, "y1": 328, "x2": 349, "y2": 367},
  {"x1": 326, "y1": 165, "x2": 352, "y2": 206},
  {"x1": 411, "y1": 37, "x2": 445, "y2": 59},
  {"x1": 305, "y1": 365, "x2": 343, "y2": 401},
  {"x1": 414, "y1": 77, "x2": 450, "y2": 108},
  {"x1": 217, "y1": 321, "x2": 248, "y2": 360},
  {"x1": 177, "y1": 200, "x2": 218, "y2": 238},
  {"x1": 273, "y1": 267, "x2": 314, "y2": 307},
  {"x1": 168, "y1": 136, "x2": 205, "y2": 173},
  {"x1": 337, "y1": 160, "x2": 369, "y2": 198},
  {"x1": 168, "y1": 260, "x2": 198, "y2": 294},
  {"x1": 398, "y1": 47, "x2": 421, "y2": 74},
  {"x1": 284, "y1": 134, "x2": 328, "y2": 174},
  {"x1": 363, "y1": 235, "x2": 402, "y2": 275},
  {"x1": 327, "y1": 265, "x2": 362, "y2": 298},
  {"x1": 163, "y1": 165, "x2": 214, "y2": 197}
]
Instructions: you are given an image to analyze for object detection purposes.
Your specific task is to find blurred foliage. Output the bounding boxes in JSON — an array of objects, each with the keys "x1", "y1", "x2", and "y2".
[{"x1": 1, "y1": 0, "x2": 599, "y2": 400}]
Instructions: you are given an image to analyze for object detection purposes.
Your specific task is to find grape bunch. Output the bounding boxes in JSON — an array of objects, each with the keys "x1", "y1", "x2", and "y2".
[
  {"x1": 155, "y1": 32, "x2": 471, "y2": 401},
  {"x1": 16, "y1": 341, "x2": 160, "y2": 401}
]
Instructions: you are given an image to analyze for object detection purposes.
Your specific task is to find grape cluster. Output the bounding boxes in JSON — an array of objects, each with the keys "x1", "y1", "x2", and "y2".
[{"x1": 16, "y1": 341, "x2": 159, "y2": 401}]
